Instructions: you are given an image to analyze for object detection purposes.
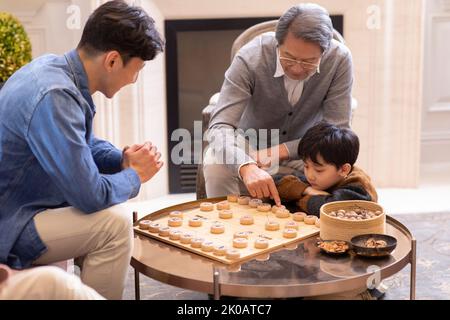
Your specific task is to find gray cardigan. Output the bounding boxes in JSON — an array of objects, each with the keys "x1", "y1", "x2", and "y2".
[{"x1": 207, "y1": 32, "x2": 353, "y2": 174}]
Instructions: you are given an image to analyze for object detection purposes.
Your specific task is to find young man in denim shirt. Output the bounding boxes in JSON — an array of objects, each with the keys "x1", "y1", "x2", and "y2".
[{"x1": 0, "y1": 0, "x2": 164, "y2": 299}]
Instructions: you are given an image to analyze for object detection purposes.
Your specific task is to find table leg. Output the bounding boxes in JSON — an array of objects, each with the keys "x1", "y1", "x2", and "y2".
[
  {"x1": 410, "y1": 239, "x2": 417, "y2": 300},
  {"x1": 213, "y1": 267, "x2": 220, "y2": 300},
  {"x1": 132, "y1": 211, "x2": 140, "y2": 300},
  {"x1": 134, "y1": 268, "x2": 141, "y2": 300}
]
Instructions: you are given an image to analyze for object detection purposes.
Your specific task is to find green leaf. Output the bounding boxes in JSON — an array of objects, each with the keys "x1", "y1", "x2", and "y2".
[{"x1": 0, "y1": 12, "x2": 32, "y2": 82}]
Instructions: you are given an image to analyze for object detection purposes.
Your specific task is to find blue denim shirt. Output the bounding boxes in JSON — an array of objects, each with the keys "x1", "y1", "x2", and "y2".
[{"x1": 0, "y1": 50, "x2": 141, "y2": 269}]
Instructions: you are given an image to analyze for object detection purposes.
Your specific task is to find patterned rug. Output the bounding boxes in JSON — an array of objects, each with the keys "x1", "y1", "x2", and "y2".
[{"x1": 123, "y1": 212, "x2": 450, "y2": 300}]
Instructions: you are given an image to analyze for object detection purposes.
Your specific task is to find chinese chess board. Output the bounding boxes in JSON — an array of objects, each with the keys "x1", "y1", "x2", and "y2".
[{"x1": 133, "y1": 197, "x2": 320, "y2": 264}]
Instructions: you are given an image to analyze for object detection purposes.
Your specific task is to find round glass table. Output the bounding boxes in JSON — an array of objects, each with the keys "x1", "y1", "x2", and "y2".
[{"x1": 131, "y1": 198, "x2": 416, "y2": 300}]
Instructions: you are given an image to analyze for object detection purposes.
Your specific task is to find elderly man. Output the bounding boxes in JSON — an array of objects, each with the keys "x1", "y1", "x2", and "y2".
[{"x1": 203, "y1": 3, "x2": 353, "y2": 204}]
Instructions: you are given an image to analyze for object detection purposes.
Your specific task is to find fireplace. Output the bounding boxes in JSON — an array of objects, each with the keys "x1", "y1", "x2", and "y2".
[{"x1": 166, "y1": 16, "x2": 344, "y2": 194}]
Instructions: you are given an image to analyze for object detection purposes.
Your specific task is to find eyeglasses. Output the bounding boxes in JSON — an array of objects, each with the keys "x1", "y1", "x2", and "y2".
[{"x1": 278, "y1": 50, "x2": 321, "y2": 71}]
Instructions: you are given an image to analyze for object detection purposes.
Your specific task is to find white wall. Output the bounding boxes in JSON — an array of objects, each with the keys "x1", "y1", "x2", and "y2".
[
  {"x1": 0, "y1": 0, "x2": 78, "y2": 56},
  {"x1": 149, "y1": 0, "x2": 425, "y2": 189},
  {"x1": 3, "y1": 0, "x2": 427, "y2": 201},
  {"x1": 88, "y1": 0, "x2": 170, "y2": 201},
  {"x1": 421, "y1": 0, "x2": 450, "y2": 166}
]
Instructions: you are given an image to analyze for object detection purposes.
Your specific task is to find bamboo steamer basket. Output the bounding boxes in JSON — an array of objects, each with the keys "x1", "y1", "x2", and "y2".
[{"x1": 320, "y1": 200, "x2": 386, "y2": 241}]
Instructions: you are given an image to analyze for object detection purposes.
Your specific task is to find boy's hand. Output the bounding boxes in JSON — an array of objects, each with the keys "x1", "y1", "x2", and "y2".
[{"x1": 303, "y1": 186, "x2": 330, "y2": 196}]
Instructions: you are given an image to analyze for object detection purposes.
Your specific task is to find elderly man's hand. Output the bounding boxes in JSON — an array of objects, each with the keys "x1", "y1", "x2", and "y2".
[
  {"x1": 240, "y1": 163, "x2": 281, "y2": 206},
  {"x1": 250, "y1": 144, "x2": 290, "y2": 169}
]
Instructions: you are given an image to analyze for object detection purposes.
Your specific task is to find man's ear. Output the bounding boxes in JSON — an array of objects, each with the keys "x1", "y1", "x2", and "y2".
[
  {"x1": 339, "y1": 163, "x2": 352, "y2": 177},
  {"x1": 103, "y1": 51, "x2": 122, "y2": 72}
]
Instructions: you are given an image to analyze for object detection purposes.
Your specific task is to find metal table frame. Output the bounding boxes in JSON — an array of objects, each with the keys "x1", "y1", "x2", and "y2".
[{"x1": 131, "y1": 200, "x2": 416, "y2": 300}]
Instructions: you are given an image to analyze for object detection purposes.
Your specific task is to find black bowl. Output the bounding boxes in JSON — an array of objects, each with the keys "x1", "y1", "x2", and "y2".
[
  {"x1": 317, "y1": 240, "x2": 351, "y2": 256},
  {"x1": 350, "y1": 234, "x2": 397, "y2": 258}
]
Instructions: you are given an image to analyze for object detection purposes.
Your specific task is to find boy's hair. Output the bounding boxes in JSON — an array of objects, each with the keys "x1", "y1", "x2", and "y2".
[
  {"x1": 298, "y1": 121, "x2": 359, "y2": 168},
  {"x1": 77, "y1": 0, "x2": 164, "y2": 65}
]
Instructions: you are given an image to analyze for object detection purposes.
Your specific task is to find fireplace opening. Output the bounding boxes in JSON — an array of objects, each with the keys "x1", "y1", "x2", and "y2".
[{"x1": 166, "y1": 16, "x2": 343, "y2": 194}]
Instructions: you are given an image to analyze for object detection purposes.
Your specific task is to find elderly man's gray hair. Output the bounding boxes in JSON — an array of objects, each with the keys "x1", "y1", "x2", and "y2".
[{"x1": 275, "y1": 3, "x2": 333, "y2": 52}]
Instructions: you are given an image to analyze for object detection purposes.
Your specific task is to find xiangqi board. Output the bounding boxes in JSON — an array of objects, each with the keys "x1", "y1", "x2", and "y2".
[{"x1": 133, "y1": 196, "x2": 320, "y2": 264}]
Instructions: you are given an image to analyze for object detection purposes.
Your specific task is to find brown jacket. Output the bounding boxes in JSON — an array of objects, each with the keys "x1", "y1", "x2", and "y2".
[{"x1": 275, "y1": 166, "x2": 378, "y2": 216}]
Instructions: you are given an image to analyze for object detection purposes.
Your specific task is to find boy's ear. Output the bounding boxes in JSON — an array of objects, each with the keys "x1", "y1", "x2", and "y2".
[{"x1": 339, "y1": 163, "x2": 352, "y2": 177}]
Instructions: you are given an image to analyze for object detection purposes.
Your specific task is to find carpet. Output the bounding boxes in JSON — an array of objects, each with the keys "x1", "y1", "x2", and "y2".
[{"x1": 123, "y1": 212, "x2": 450, "y2": 300}]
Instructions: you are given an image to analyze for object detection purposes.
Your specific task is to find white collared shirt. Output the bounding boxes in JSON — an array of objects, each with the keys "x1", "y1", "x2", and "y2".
[{"x1": 274, "y1": 49, "x2": 320, "y2": 107}]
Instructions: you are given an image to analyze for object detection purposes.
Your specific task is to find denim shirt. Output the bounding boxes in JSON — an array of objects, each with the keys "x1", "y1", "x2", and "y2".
[{"x1": 0, "y1": 50, "x2": 141, "y2": 269}]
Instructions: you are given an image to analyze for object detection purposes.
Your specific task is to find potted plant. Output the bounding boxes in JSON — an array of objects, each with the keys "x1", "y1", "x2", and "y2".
[{"x1": 0, "y1": 12, "x2": 32, "y2": 90}]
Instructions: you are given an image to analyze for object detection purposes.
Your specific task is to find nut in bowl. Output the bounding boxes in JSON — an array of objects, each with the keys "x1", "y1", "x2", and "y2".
[
  {"x1": 327, "y1": 208, "x2": 382, "y2": 221},
  {"x1": 350, "y1": 234, "x2": 397, "y2": 258},
  {"x1": 320, "y1": 201, "x2": 386, "y2": 242},
  {"x1": 317, "y1": 240, "x2": 350, "y2": 256}
]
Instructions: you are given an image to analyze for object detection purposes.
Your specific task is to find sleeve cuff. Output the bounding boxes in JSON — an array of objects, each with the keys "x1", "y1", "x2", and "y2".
[
  {"x1": 122, "y1": 168, "x2": 141, "y2": 198},
  {"x1": 282, "y1": 143, "x2": 291, "y2": 160},
  {"x1": 237, "y1": 161, "x2": 257, "y2": 180},
  {"x1": 108, "y1": 149, "x2": 123, "y2": 172},
  {"x1": 277, "y1": 176, "x2": 309, "y2": 201},
  {"x1": 297, "y1": 181, "x2": 309, "y2": 196},
  {"x1": 284, "y1": 139, "x2": 301, "y2": 161}
]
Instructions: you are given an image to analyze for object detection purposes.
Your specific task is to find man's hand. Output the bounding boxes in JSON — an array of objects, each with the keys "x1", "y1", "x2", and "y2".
[
  {"x1": 240, "y1": 163, "x2": 281, "y2": 206},
  {"x1": 303, "y1": 186, "x2": 330, "y2": 196},
  {"x1": 122, "y1": 142, "x2": 163, "y2": 183},
  {"x1": 251, "y1": 144, "x2": 290, "y2": 169},
  {"x1": 121, "y1": 143, "x2": 145, "y2": 169}
]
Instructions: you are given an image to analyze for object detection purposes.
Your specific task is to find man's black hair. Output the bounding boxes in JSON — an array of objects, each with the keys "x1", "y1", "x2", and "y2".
[{"x1": 77, "y1": 0, "x2": 164, "y2": 65}]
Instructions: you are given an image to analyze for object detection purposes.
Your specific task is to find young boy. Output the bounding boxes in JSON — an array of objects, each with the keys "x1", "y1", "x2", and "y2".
[{"x1": 275, "y1": 122, "x2": 377, "y2": 216}]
